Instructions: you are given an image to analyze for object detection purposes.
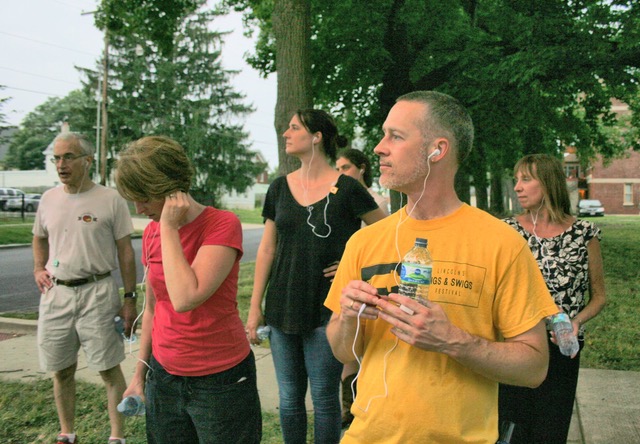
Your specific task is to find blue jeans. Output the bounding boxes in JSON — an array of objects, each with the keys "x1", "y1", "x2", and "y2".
[
  {"x1": 269, "y1": 324, "x2": 342, "y2": 444},
  {"x1": 145, "y1": 352, "x2": 262, "y2": 444}
]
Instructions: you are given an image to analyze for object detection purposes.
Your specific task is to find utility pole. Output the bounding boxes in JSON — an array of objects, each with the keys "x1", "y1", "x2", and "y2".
[
  {"x1": 81, "y1": 9, "x2": 109, "y2": 185},
  {"x1": 100, "y1": 31, "x2": 109, "y2": 186},
  {"x1": 95, "y1": 75, "x2": 101, "y2": 182}
]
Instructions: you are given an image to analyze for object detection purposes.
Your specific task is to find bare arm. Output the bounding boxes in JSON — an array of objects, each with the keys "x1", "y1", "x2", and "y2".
[
  {"x1": 572, "y1": 238, "x2": 606, "y2": 331},
  {"x1": 160, "y1": 193, "x2": 238, "y2": 313},
  {"x1": 246, "y1": 219, "x2": 277, "y2": 344},
  {"x1": 32, "y1": 235, "x2": 52, "y2": 293},
  {"x1": 326, "y1": 280, "x2": 382, "y2": 363},
  {"x1": 116, "y1": 235, "x2": 138, "y2": 336},
  {"x1": 375, "y1": 293, "x2": 550, "y2": 388}
]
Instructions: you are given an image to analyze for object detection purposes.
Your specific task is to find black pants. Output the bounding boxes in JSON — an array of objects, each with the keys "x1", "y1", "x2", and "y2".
[
  {"x1": 498, "y1": 338, "x2": 582, "y2": 444},
  {"x1": 145, "y1": 351, "x2": 262, "y2": 444}
]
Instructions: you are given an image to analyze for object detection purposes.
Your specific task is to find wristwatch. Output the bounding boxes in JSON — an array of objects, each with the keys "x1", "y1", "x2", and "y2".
[{"x1": 124, "y1": 291, "x2": 137, "y2": 299}]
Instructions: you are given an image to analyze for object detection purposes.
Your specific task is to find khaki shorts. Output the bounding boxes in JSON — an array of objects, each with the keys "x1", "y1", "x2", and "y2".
[{"x1": 37, "y1": 276, "x2": 125, "y2": 372}]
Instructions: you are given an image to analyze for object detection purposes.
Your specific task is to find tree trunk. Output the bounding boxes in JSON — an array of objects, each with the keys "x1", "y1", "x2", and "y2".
[
  {"x1": 490, "y1": 166, "x2": 505, "y2": 215},
  {"x1": 273, "y1": 0, "x2": 313, "y2": 176}
]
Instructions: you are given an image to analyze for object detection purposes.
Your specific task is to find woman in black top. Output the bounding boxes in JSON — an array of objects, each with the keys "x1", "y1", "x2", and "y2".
[{"x1": 247, "y1": 109, "x2": 385, "y2": 443}]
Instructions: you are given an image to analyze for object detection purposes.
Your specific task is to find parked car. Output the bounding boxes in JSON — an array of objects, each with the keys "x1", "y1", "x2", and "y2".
[
  {"x1": 0, "y1": 187, "x2": 25, "y2": 211},
  {"x1": 577, "y1": 199, "x2": 605, "y2": 217},
  {"x1": 6, "y1": 193, "x2": 41, "y2": 212}
]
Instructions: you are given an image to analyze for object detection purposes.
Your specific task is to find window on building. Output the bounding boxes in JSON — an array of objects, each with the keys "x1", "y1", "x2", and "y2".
[
  {"x1": 564, "y1": 165, "x2": 580, "y2": 179},
  {"x1": 624, "y1": 183, "x2": 633, "y2": 205}
]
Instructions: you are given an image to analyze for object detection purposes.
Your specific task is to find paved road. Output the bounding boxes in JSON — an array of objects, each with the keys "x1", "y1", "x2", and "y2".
[{"x1": 0, "y1": 226, "x2": 264, "y2": 313}]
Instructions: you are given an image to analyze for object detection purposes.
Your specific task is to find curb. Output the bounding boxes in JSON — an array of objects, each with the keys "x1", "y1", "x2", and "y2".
[
  {"x1": 0, "y1": 243, "x2": 31, "y2": 249},
  {"x1": 0, "y1": 316, "x2": 38, "y2": 334}
]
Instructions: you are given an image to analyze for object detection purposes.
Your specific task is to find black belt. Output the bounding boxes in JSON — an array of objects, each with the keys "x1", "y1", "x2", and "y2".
[{"x1": 52, "y1": 272, "x2": 111, "y2": 287}]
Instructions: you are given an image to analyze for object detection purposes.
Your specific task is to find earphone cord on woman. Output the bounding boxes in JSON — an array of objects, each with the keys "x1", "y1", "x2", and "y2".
[
  {"x1": 530, "y1": 201, "x2": 559, "y2": 295},
  {"x1": 125, "y1": 225, "x2": 159, "y2": 372},
  {"x1": 303, "y1": 139, "x2": 332, "y2": 238}
]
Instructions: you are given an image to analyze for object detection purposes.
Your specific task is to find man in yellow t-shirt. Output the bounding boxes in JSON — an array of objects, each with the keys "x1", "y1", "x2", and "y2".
[{"x1": 325, "y1": 91, "x2": 558, "y2": 443}]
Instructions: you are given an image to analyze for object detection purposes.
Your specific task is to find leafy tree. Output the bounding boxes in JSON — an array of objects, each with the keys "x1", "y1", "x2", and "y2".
[
  {"x1": 230, "y1": 0, "x2": 640, "y2": 212},
  {"x1": 0, "y1": 91, "x2": 13, "y2": 163},
  {"x1": 0, "y1": 90, "x2": 9, "y2": 130},
  {"x1": 94, "y1": 0, "x2": 266, "y2": 205},
  {"x1": 5, "y1": 91, "x2": 96, "y2": 170}
]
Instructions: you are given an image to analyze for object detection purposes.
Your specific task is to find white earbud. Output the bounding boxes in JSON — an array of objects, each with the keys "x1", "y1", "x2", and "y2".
[
  {"x1": 428, "y1": 148, "x2": 441, "y2": 160},
  {"x1": 359, "y1": 169, "x2": 364, "y2": 174},
  {"x1": 313, "y1": 136, "x2": 319, "y2": 143}
]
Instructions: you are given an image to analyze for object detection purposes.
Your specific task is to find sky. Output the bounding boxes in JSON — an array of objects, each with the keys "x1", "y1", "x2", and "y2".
[{"x1": 0, "y1": 0, "x2": 279, "y2": 168}]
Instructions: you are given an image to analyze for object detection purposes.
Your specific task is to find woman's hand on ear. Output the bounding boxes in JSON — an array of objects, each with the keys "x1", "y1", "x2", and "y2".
[{"x1": 161, "y1": 191, "x2": 189, "y2": 229}]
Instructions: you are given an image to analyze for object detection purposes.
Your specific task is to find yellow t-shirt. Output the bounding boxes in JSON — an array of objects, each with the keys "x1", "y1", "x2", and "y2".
[{"x1": 325, "y1": 204, "x2": 557, "y2": 443}]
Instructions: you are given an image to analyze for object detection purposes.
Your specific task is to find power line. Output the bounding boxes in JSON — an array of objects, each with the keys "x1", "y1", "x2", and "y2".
[
  {"x1": 3, "y1": 85, "x2": 63, "y2": 97},
  {"x1": 0, "y1": 66, "x2": 78, "y2": 86},
  {"x1": 0, "y1": 31, "x2": 97, "y2": 57}
]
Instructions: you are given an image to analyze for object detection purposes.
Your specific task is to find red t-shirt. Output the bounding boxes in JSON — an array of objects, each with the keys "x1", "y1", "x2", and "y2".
[{"x1": 143, "y1": 207, "x2": 249, "y2": 376}]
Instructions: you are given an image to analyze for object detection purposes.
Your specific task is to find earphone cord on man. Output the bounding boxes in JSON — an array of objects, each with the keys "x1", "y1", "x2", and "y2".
[
  {"x1": 350, "y1": 300, "x2": 398, "y2": 414},
  {"x1": 350, "y1": 150, "x2": 434, "y2": 412},
  {"x1": 393, "y1": 159, "x2": 432, "y2": 285}
]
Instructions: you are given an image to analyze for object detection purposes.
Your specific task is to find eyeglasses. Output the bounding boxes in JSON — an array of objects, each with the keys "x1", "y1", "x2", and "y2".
[{"x1": 50, "y1": 153, "x2": 88, "y2": 164}]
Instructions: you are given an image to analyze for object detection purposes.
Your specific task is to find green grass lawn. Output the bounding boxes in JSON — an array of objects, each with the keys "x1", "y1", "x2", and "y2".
[
  {"x1": 0, "y1": 208, "x2": 263, "y2": 245},
  {"x1": 0, "y1": 215, "x2": 36, "y2": 245},
  {"x1": 578, "y1": 216, "x2": 640, "y2": 370},
  {"x1": 0, "y1": 378, "x2": 287, "y2": 444}
]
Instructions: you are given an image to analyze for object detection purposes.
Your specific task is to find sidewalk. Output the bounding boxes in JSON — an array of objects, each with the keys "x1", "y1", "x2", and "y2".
[
  {"x1": 0, "y1": 318, "x2": 638, "y2": 443},
  {"x1": 0, "y1": 317, "x2": 309, "y2": 414}
]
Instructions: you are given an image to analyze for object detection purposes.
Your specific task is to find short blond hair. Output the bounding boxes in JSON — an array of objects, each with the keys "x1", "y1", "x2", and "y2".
[{"x1": 115, "y1": 136, "x2": 193, "y2": 202}]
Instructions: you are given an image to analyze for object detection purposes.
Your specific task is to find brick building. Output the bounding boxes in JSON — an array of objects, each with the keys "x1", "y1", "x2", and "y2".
[
  {"x1": 586, "y1": 149, "x2": 640, "y2": 215},
  {"x1": 564, "y1": 98, "x2": 639, "y2": 215}
]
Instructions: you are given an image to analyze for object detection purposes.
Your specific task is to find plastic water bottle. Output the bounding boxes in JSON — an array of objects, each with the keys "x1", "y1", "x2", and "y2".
[
  {"x1": 114, "y1": 316, "x2": 137, "y2": 343},
  {"x1": 114, "y1": 316, "x2": 125, "y2": 336},
  {"x1": 398, "y1": 237, "x2": 433, "y2": 305},
  {"x1": 550, "y1": 312, "x2": 579, "y2": 356},
  {"x1": 257, "y1": 325, "x2": 271, "y2": 342},
  {"x1": 496, "y1": 420, "x2": 515, "y2": 443},
  {"x1": 117, "y1": 395, "x2": 145, "y2": 416}
]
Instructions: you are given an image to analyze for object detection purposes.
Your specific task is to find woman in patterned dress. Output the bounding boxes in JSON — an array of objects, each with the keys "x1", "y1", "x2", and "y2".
[{"x1": 498, "y1": 153, "x2": 607, "y2": 443}]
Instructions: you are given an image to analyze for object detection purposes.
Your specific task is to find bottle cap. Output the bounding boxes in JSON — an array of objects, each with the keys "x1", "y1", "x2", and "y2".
[{"x1": 415, "y1": 238, "x2": 427, "y2": 247}]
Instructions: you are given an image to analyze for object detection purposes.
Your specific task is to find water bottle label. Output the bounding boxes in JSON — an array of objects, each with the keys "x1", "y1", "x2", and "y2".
[
  {"x1": 551, "y1": 312, "x2": 570, "y2": 324},
  {"x1": 400, "y1": 264, "x2": 432, "y2": 285}
]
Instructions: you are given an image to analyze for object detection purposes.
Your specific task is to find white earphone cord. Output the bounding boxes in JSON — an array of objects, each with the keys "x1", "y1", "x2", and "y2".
[
  {"x1": 125, "y1": 226, "x2": 158, "y2": 371},
  {"x1": 303, "y1": 138, "x2": 332, "y2": 238},
  {"x1": 531, "y1": 200, "x2": 558, "y2": 294},
  {"x1": 349, "y1": 152, "x2": 434, "y2": 412}
]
